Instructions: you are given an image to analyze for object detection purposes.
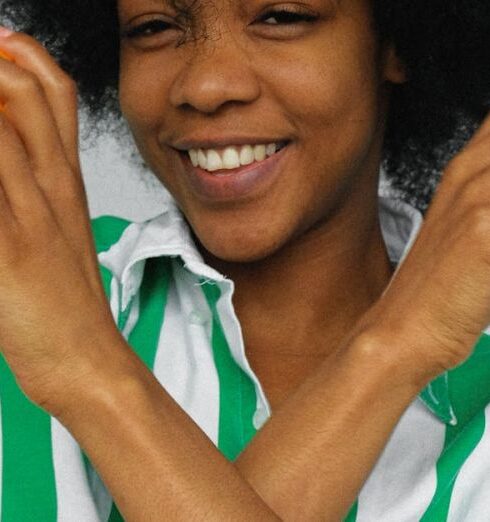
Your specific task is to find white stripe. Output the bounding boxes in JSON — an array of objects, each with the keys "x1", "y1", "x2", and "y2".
[
  {"x1": 153, "y1": 259, "x2": 220, "y2": 445},
  {"x1": 109, "y1": 277, "x2": 120, "y2": 324},
  {"x1": 447, "y1": 405, "x2": 490, "y2": 521},
  {"x1": 51, "y1": 418, "x2": 101, "y2": 521},
  {"x1": 85, "y1": 466, "x2": 113, "y2": 522},
  {"x1": 356, "y1": 399, "x2": 444, "y2": 521}
]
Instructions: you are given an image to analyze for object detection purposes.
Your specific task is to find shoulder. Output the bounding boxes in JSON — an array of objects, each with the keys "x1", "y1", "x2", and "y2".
[{"x1": 90, "y1": 215, "x2": 133, "y2": 254}]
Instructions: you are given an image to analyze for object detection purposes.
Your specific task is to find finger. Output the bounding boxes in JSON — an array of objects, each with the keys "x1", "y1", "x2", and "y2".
[
  {"x1": 0, "y1": 56, "x2": 72, "y2": 170},
  {"x1": 0, "y1": 109, "x2": 105, "y2": 302},
  {"x1": 0, "y1": 41, "x2": 92, "y2": 238},
  {"x1": 0, "y1": 35, "x2": 93, "y2": 247},
  {"x1": 0, "y1": 48, "x2": 14, "y2": 110},
  {"x1": 0, "y1": 31, "x2": 79, "y2": 172},
  {"x1": 0, "y1": 35, "x2": 105, "y2": 302},
  {"x1": 439, "y1": 114, "x2": 490, "y2": 197},
  {"x1": 0, "y1": 115, "x2": 107, "y2": 302},
  {"x1": 0, "y1": 41, "x2": 105, "y2": 297},
  {"x1": 0, "y1": 111, "x2": 49, "y2": 221}
]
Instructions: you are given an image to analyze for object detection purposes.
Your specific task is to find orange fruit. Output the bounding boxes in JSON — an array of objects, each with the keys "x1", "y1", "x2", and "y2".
[
  {"x1": 0, "y1": 49, "x2": 13, "y2": 62},
  {"x1": 0, "y1": 49, "x2": 13, "y2": 110}
]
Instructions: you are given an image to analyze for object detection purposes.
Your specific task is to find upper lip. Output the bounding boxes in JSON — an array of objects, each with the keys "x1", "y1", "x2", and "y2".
[{"x1": 171, "y1": 136, "x2": 291, "y2": 151}]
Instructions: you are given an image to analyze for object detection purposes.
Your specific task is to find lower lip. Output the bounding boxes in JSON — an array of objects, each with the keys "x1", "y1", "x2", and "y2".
[{"x1": 179, "y1": 144, "x2": 291, "y2": 202}]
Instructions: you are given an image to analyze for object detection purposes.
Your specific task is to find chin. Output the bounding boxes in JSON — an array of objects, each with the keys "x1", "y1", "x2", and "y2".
[{"x1": 193, "y1": 224, "x2": 288, "y2": 264}]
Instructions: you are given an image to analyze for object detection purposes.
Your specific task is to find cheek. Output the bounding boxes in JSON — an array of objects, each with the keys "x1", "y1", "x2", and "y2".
[
  {"x1": 118, "y1": 57, "x2": 180, "y2": 183},
  {"x1": 118, "y1": 56, "x2": 170, "y2": 130},
  {"x1": 301, "y1": 49, "x2": 378, "y2": 134},
  {"x1": 258, "y1": 30, "x2": 381, "y2": 165}
]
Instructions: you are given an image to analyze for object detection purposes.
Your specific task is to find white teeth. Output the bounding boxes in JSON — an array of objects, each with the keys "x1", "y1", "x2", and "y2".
[
  {"x1": 254, "y1": 144, "x2": 266, "y2": 162},
  {"x1": 189, "y1": 149, "x2": 199, "y2": 167},
  {"x1": 240, "y1": 145, "x2": 255, "y2": 166},
  {"x1": 222, "y1": 148, "x2": 241, "y2": 169},
  {"x1": 206, "y1": 150, "x2": 222, "y2": 172},
  {"x1": 197, "y1": 149, "x2": 207, "y2": 169},
  {"x1": 187, "y1": 142, "x2": 284, "y2": 172},
  {"x1": 266, "y1": 143, "x2": 276, "y2": 156}
]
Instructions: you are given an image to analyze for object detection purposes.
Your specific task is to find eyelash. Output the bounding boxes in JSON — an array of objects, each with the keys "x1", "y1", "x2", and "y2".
[{"x1": 121, "y1": 9, "x2": 318, "y2": 40}]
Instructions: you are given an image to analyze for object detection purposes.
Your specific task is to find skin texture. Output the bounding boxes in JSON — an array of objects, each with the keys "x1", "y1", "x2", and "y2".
[
  {"x1": 118, "y1": 0, "x2": 405, "y2": 406},
  {"x1": 0, "y1": 1, "x2": 490, "y2": 521},
  {"x1": 119, "y1": 0, "x2": 403, "y2": 262}
]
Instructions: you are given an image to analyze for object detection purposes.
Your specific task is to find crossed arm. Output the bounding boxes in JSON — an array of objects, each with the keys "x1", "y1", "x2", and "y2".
[
  {"x1": 1, "y1": 29, "x2": 490, "y2": 522},
  {"x1": 54, "y1": 326, "x2": 425, "y2": 521}
]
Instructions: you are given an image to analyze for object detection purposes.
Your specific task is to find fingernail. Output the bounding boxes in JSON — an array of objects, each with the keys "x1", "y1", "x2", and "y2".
[{"x1": 0, "y1": 27, "x2": 14, "y2": 38}]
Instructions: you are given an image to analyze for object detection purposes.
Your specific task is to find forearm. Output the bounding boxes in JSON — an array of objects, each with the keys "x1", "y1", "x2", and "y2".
[
  {"x1": 57, "y1": 330, "x2": 427, "y2": 521},
  {"x1": 58, "y1": 336, "x2": 280, "y2": 522},
  {"x1": 236, "y1": 332, "x2": 426, "y2": 520}
]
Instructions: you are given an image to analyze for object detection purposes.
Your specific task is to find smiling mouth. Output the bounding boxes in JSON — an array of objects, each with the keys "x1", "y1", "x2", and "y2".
[
  {"x1": 176, "y1": 141, "x2": 293, "y2": 202},
  {"x1": 178, "y1": 141, "x2": 290, "y2": 174}
]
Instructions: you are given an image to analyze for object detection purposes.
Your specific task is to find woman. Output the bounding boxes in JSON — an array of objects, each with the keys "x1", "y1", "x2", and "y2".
[{"x1": 0, "y1": 0, "x2": 489, "y2": 520}]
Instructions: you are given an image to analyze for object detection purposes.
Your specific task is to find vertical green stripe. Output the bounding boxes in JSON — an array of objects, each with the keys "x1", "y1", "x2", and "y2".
[
  {"x1": 420, "y1": 410, "x2": 485, "y2": 521},
  {"x1": 126, "y1": 257, "x2": 171, "y2": 368},
  {"x1": 201, "y1": 281, "x2": 257, "y2": 461},
  {"x1": 0, "y1": 355, "x2": 57, "y2": 521},
  {"x1": 344, "y1": 500, "x2": 358, "y2": 522},
  {"x1": 91, "y1": 216, "x2": 131, "y2": 254},
  {"x1": 108, "y1": 257, "x2": 171, "y2": 522}
]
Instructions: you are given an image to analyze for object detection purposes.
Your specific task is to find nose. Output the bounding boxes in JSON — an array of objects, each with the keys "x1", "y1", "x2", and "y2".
[{"x1": 168, "y1": 30, "x2": 261, "y2": 114}]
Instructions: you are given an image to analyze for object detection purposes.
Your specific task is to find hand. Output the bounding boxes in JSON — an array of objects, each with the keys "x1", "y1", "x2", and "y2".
[
  {"x1": 0, "y1": 30, "x2": 122, "y2": 411},
  {"x1": 357, "y1": 113, "x2": 490, "y2": 384}
]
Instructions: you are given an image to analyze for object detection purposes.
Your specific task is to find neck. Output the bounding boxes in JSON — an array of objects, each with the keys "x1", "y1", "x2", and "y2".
[{"x1": 198, "y1": 178, "x2": 393, "y2": 408}]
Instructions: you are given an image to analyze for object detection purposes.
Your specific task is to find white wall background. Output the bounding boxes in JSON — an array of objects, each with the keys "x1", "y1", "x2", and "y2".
[{"x1": 79, "y1": 119, "x2": 171, "y2": 222}]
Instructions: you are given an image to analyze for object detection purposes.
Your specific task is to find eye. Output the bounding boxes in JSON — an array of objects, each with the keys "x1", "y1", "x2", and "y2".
[
  {"x1": 121, "y1": 19, "x2": 174, "y2": 40},
  {"x1": 258, "y1": 8, "x2": 319, "y2": 26}
]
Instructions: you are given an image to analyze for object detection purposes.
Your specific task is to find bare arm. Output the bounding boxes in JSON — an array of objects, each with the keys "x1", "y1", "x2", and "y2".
[
  {"x1": 1, "y1": 30, "x2": 490, "y2": 522},
  {"x1": 54, "y1": 328, "x2": 423, "y2": 522}
]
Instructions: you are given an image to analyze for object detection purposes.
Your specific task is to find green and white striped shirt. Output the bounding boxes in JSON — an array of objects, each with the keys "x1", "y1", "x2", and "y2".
[{"x1": 1, "y1": 192, "x2": 490, "y2": 521}]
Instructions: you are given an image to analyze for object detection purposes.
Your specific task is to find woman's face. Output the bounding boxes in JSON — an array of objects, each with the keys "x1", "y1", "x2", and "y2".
[{"x1": 117, "y1": 0, "x2": 404, "y2": 262}]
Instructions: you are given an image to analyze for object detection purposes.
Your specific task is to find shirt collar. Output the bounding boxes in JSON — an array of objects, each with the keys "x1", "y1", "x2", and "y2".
[
  {"x1": 99, "y1": 189, "x2": 424, "y2": 307},
  {"x1": 98, "y1": 198, "x2": 228, "y2": 311},
  {"x1": 99, "y1": 189, "x2": 485, "y2": 426}
]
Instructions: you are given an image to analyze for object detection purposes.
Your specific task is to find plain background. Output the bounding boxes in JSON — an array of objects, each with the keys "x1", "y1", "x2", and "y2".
[{"x1": 79, "y1": 115, "x2": 171, "y2": 222}]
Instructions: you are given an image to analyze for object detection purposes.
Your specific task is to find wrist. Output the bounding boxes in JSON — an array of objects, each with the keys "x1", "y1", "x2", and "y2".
[
  {"x1": 342, "y1": 328, "x2": 436, "y2": 399},
  {"x1": 42, "y1": 329, "x2": 144, "y2": 421}
]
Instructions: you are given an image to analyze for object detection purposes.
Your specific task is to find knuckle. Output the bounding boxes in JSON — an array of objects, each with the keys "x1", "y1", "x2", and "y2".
[
  {"x1": 55, "y1": 179, "x2": 80, "y2": 202},
  {"x1": 465, "y1": 204, "x2": 490, "y2": 240},
  {"x1": 14, "y1": 71, "x2": 43, "y2": 97},
  {"x1": 455, "y1": 170, "x2": 490, "y2": 209},
  {"x1": 45, "y1": 175, "x2": 83, "y2": 210},
  {"x1": 443, "y1": 149, "x2": 487, "y2": 191},
  {"x1": 49, "y1": 73, "x2": 78, "y2": 100},
  {"x1": 444, "y1": 154, "x2": 470, "y2": 182}
]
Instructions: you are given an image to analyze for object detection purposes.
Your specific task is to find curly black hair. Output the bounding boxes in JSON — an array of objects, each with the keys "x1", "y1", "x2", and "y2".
[{"x1": 1, "y1": 0, "x2": 489, "y2": 210}]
